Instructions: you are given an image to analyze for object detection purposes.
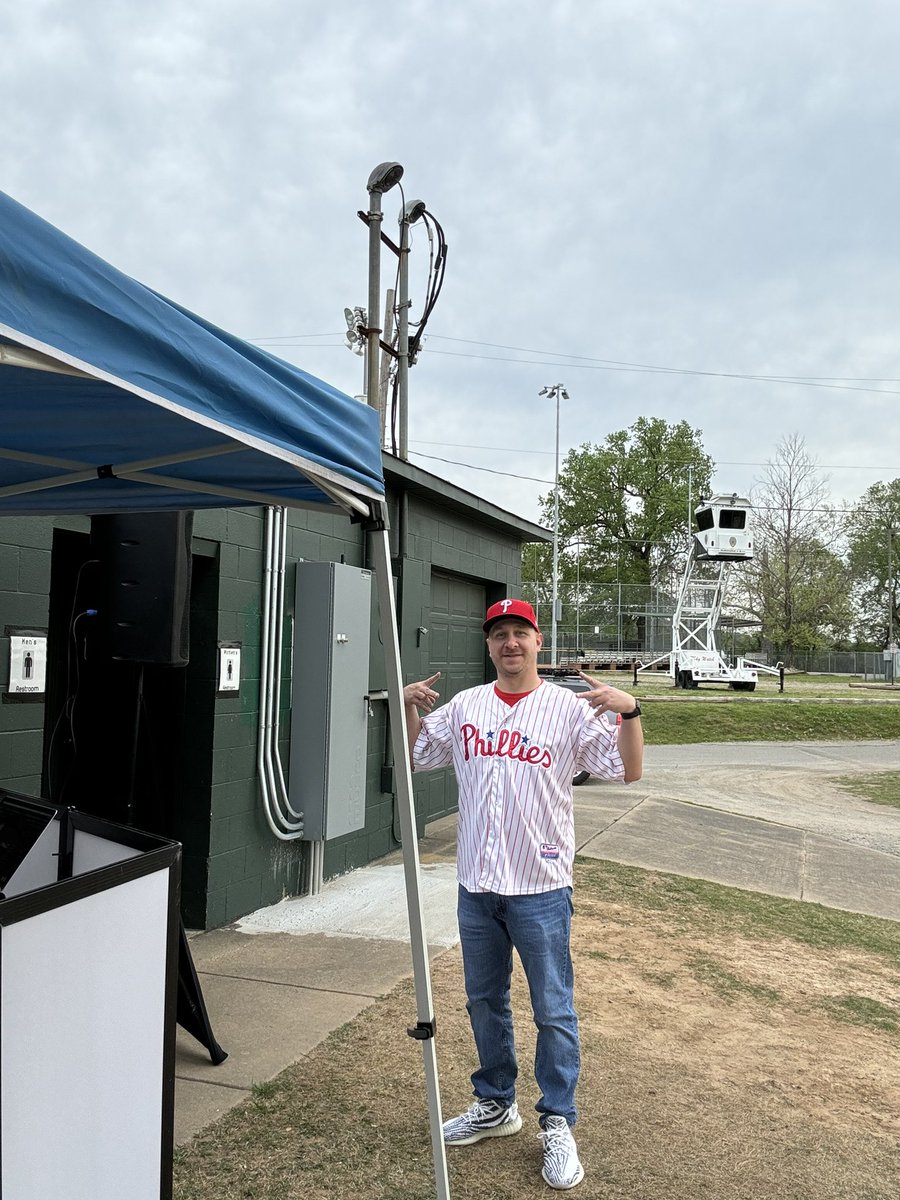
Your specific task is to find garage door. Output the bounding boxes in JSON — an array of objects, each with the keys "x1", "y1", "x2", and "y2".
[{"x1": 414, "y1": 572, "x2": 487, "y2": 824}]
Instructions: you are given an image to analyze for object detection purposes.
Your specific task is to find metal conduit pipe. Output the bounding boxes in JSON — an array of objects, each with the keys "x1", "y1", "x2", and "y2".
[
  {"x1": 262, "y1": 508, "x2": 281, "y2": 820},
  {"x1": 257, "y1": 509, "x2": 298, "y2": 837},
  {"x1": 310, "y1": 839, "x2": 325, "y2": 896},
  {"x1": 271, "y1": 507, "x2": 293, "y2": 809},
  {"x1": 269, "y1": 507, "x2": 303, "y2": 826},
  {"x1": 256, "y1": 507, "x2": 279, "y2": 833},
  {"x1": 257, "y1": 506, "x2": 303, "y2": 838}
]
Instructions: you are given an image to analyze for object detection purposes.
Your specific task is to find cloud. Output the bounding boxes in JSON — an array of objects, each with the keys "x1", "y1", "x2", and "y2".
[{"x1": 2, "y1": 0, "x2": 898, "y2": 523}]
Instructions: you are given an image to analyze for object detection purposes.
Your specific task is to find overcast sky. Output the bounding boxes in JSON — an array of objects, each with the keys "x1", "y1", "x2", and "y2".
[{"x1": 5, "y1": 1, "x2": 899, "y2": 526}]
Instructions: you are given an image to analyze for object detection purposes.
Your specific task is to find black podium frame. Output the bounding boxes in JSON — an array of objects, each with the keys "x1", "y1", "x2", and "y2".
[{"x1": 0, "y1": 792, "x2": 181, "y2": 1200}]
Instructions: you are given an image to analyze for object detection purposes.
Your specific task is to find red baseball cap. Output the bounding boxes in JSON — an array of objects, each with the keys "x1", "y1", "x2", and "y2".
[{"x1": 483, "y1": 599, "x2": 541, "y2": 633}]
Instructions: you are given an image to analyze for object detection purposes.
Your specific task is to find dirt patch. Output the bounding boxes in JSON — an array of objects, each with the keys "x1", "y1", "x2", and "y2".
[
  {"x1": 174, "y1": 871, "x2": 900, "y2": 1200},
  {"x1": 570, "y1": 907, "x2": 900, "y2": 1157}
]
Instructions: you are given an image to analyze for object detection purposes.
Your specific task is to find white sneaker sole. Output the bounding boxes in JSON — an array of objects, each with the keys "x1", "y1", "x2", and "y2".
[
  {"x1": 444, "y1": 1113, "x2": 523, "y2": 1146},
  {"x1": 542, "y1": 1161, "x2": 585, "y2": 1190}
]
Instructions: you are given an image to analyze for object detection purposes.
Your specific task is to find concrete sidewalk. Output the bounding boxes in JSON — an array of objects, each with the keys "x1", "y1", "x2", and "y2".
[
  {"x1": 575, "y1": 740, "x2": 900, "y2": 921},
  {"x1": 175, "y1": 739, "x2": 900, "y2": 1145},
  {"x1": 175, "y1": 825, "x2": 461, "y2": 1145}
]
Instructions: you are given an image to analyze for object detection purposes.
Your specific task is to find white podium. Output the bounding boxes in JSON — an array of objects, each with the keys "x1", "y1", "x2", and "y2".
[{"x1": 0, "y1": 792, "x2": 180, "y2": 1200}]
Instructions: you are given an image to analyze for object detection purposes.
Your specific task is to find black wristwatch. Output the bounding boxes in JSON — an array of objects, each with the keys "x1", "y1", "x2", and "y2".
[{"x1": 620, "y1": 703, "x2": 642, "y2": 720}]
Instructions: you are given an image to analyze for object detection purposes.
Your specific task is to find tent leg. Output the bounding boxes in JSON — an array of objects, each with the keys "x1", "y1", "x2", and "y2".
[{"x1": 370, "y1": 526, "x2": 451, "y2": 1200}]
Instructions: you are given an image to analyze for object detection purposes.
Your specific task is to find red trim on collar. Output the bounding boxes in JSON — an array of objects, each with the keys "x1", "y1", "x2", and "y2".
[{"x1": 494, "y1": 683, "x2": 540, "y2": 706}]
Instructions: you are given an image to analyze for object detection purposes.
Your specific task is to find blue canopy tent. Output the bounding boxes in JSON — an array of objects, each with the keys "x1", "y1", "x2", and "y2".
[
  {"x1": 0, "y1": 191, "x2": 383, "y2": 516},
  {"x1": 0, "y1": 192, "x2": 449, "y2": 1200}
]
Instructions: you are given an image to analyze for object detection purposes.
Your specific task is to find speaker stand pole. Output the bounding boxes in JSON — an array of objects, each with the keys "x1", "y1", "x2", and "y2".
[{"x1": 125, "y1": 663, "x2": 144, "y2": 827}]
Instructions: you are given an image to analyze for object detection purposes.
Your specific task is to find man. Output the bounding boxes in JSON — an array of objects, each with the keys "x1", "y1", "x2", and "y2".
[{"x1": 404, "y1": 598, "x2": 643, "y2": 1191}]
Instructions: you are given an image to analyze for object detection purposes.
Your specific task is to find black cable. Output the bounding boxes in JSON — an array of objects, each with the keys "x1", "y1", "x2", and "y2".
[
  {"x1": 125, "y1": 664, "x2": 144, "y2": 826},
  {"x1": 409, "y1": 210, "x2": 447, "y2": 364},
  {"x1": 386, "y1": 206, "x2": 449, "y2": 455},
  {"x1": 48, "y1": 558, "x2": 99, "y2": 803},
  {"x1": 384, "y1": 185, "x2": 406, "y2": 456}
]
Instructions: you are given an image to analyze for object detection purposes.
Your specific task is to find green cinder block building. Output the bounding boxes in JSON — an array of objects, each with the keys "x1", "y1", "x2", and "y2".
[{"x1": 0, "y1": 454, "x2": 548, "y2": 929}]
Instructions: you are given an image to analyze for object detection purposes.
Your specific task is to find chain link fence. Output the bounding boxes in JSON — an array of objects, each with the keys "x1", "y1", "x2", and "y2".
[
  {"x1": 521, "y1": 581, "x2": 675, "y2": 666},
  {"x1": 789, "y1": 650, "x2": 894, "y2": 678},
  {"x1": 521, "y1": 581, "x2": 893, "y2": 677}
]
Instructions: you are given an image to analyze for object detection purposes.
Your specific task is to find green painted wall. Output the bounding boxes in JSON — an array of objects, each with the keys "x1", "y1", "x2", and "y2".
[
  {"x1": 0, "y1": 482, "x2": 540, "y2": 930},
  {"x1": 0, "y1": 516, "x2": 60, "y2": 793}
]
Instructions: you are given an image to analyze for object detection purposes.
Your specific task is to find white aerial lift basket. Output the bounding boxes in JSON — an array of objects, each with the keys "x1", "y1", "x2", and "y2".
[
  {"x1": 636, "y1": 494, "x2": 782, "y2": 691},
  {"x1": 693, "y1": 494, "x2": 753, "y2": 561}
]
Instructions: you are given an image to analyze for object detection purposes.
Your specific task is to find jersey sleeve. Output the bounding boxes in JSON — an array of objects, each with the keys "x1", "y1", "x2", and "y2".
[
  {"x1": 574, "y1": 707, "x2": 625, "y2": 781},
  {"x1": 412, "y1": 699, "x2": 455, "y2": 770}
]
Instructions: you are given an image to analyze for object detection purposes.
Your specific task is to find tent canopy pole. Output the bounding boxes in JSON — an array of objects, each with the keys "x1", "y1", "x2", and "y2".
[{"x1": 369, "y1": 520, "x2": 451, "y2": 1200}]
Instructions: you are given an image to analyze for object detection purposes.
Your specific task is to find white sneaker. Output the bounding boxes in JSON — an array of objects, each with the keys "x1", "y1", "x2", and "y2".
[
  {"x1": 442, "y1": 1098, "x2": 522, "y2": 1145},
  {"x1": 540, "y1": 1115, "x2": 584, "y2": 1189}
]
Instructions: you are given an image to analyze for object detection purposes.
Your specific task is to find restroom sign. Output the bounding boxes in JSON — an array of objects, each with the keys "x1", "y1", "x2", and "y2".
[
  {"x1": 218, "y1": 645, "x2": 241, "y2": 692},
  {"x1": 9, "y1": 634, "x2": 47, "y2": 694}
]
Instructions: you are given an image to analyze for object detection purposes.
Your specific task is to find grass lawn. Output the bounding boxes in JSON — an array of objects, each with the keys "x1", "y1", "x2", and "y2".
[
  {"x1": 644, "y1": 700, "x2": 900, "y2": 743},
  {"x1": 574, "y1": 856, "x2": 900, "y2": 960},
  {"x1": 170, "y1": 675, "x2": 899, "y2": 1197},
  {"x1": 833, "y1": 770, "x2": 900, "y2": 809},
  {"x1": 173, "y1": 859, "x2": 900, "y2": 1200},
  {"x1": 580, "y1": 670, "x2": 900, "y2": 744}
]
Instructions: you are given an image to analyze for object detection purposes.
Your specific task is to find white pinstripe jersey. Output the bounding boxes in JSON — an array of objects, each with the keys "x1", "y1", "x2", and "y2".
[{"x1": 413, "y1": 680, "x2": 625, "y2": 894}]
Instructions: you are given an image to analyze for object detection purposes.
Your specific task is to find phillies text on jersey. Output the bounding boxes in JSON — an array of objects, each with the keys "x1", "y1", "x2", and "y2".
[
  {"x1": 460, "y1": 723, "x2": 553, "y2": 768},
  {"x1": 413, "y1": 680, "x2": 624, "y2": 894}
]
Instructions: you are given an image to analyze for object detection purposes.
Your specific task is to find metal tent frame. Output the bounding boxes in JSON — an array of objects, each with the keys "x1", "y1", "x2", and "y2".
[{"x1": 0, "y1": 192, "x2": 450, "y2": 1199}]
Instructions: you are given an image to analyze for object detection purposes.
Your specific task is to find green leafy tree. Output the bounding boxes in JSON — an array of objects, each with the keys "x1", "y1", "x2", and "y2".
[
  {"x1": 844, "y1": 479, "x2": 900, "y2": 647},
  {"x1": 521, "y1": 541, "x2": 554, "y2": 623},
  {"x1": 537, "y1": 417, "x2": 714, "y2": 586}
]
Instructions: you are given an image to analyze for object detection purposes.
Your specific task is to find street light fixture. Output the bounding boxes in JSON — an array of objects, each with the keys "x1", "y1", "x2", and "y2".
[
  {"x1": 539, "y1": 383, "x2": 569, "y2": 666},
  {"x1": 360, "y1": 167, "x2": 443, "y2": 457}
]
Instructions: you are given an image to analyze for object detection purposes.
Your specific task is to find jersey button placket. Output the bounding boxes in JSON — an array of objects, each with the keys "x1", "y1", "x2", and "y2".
[{"x1": 478, "y1": 725, "x2": 505, "y2": 889}]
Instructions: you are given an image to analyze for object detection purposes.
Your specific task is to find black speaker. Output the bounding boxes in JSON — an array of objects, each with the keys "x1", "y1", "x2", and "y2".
[{"x1": 91, "y1": 512, "x2": 194, "y2": 665}]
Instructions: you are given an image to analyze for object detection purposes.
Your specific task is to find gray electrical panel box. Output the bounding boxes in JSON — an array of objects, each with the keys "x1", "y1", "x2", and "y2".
[{"x1": 289, "y1": 561, "x2": 372, "y2": 841}]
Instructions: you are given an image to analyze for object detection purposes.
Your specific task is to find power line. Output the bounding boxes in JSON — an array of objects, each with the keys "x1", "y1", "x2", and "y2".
[
  {"x1": 408, "y1": 452, "x2": 889, "y2": 514},
  {"x1": 420, "y1": 346, "x2": 900, "y2": 397},
  {"x1": 408, "y1": 442, "x2": 899, "y2": 473},
  {"x1": 246, "y1": 330, "x2": 900, "y2": 396},
  {"x1": 424, "y1": 334, "x2": 900, "y2": 384},
  {"x1": 409, "y1": 451, "x2": 549, "y2": 483},
  {"x1": 251, "y1": 333, "x2": 342, "y2": 342}
]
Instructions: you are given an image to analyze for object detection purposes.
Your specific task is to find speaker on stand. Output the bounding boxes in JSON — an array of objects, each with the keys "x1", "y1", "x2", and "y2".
[
  {"x1": 91, "y1": 511, "x2": 194, "y2": 666},
  {"x1": 87, "y1": 511, "x2": 226, "y2": 1066},
  {"x1": 91, "y1": 511, "x2": 194, "y2": 826}
]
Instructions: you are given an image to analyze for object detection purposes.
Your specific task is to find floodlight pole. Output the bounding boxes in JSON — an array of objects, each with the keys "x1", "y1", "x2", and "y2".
[
  {"x1": 889, "y1": 523, "x2": 895, "y2": 648},
  {"x1": 365, "y1": 163, "x2": 404, "y2": 417},
  {"x1": 364, "y1": 164, "x2": 451, "y2": 1200},
  {"x1": 365, "y1": 195, "x2": 382, "y2": 413},
  {"x1": 397, "y1": 200, "x2": 426, "y2": 461},
  {"x1": 540, "y1": 383, "x2": 568, "y2": 667}
]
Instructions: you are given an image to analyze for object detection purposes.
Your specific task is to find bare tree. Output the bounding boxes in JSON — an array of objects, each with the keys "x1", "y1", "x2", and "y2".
[{"x1": 744, "y1": 434, "x2": 851, "y2": 664}]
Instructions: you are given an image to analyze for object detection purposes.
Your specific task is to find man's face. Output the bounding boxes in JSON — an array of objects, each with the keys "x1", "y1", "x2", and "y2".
[{"x1": 486, "y1": 618, "x2": 543, "y2": 680}]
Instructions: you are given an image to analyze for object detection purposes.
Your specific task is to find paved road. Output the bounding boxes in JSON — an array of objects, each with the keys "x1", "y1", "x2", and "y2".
[{"x1": 575, "y1": 740, "x2": 900, "y2": 921}]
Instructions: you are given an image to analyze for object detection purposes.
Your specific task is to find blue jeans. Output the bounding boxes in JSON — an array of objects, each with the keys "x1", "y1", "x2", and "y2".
[{"x1": 457, "y1": 885, "x2": 580, "y2": 1126}]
